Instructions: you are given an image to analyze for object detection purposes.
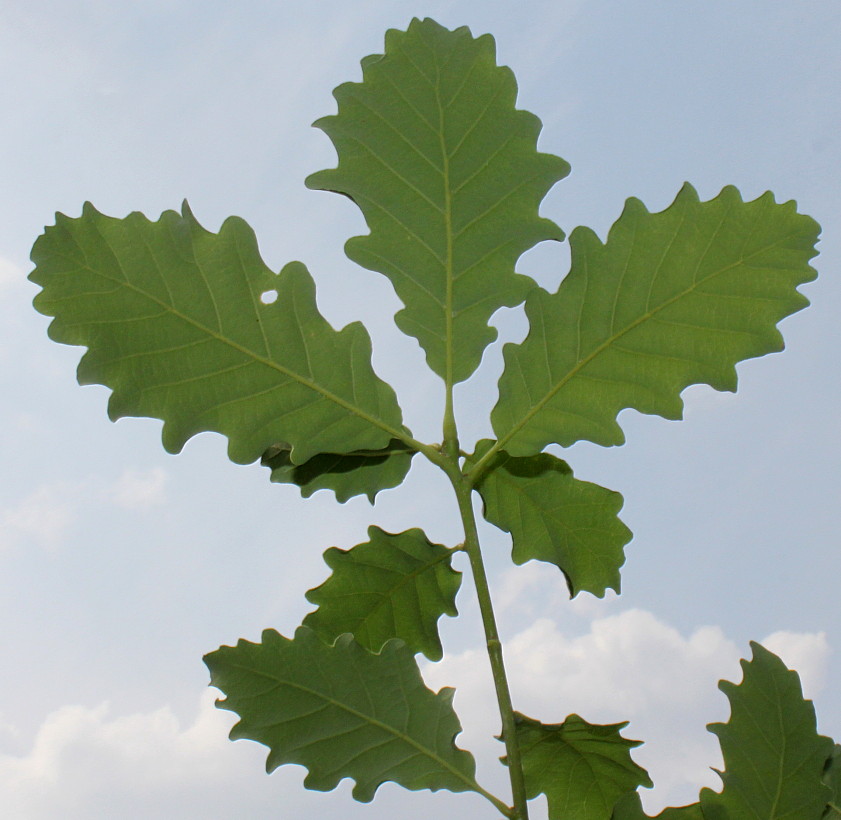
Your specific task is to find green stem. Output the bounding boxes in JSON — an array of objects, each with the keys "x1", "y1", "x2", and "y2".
[
  {"x1": 443, "y1": 386, "x2": 459, "y2": 461},
  {"x1": 449, "y1": 469, "x2": 530, "y2": 820}
]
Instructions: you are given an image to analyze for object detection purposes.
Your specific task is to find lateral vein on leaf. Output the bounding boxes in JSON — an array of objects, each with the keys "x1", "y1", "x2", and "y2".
[
  {"x1": 379, "y1": 72, "x2": 440, "y2": 137},
  {"x1": 643, "y1": 203, "x2": 687, "y2": 315},
  {"x1": 319, "y1": 548, "x2": 455, "y2": 637},
  {"x1": 451, "y1": 133, "x2": 517, "y2": 195},
  {"x1": 340, "y1": 131, "x2": 445, "y2": 215},
  {"x1": 445, "y1": 73, "x2": 503, "y2": 161},
  {"x1": 226, "y1": 661, "x2": 485, "y2": 790},
  {"x1": 68, "y1": 258, "x2": 423, "y2": 452},
  {"x1": 451, "y1": 171, "x2": 550, "y2": 241},
  {"x1": 235, "y1": 233, "x2": 273, "y2": 358},
  {"x1": 349, "y1": 94, "x2": 445, "y2": 178},
  {"x1": 470, "y1": 227, "x2": 805, "y2": 480},
  {"x1": 355, "y1": 246, "x2": 447, "y2": 307}
]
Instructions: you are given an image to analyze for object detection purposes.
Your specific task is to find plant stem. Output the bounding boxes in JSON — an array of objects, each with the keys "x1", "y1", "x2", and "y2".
[{"x1": 449, "y1": 471, "x2": 530, "y2": 820}]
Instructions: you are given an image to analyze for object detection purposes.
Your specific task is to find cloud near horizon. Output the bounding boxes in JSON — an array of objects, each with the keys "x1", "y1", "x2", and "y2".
[
  {"x1": 422, "y1": 608, "x2": 830, "y2": 814},
  {"x1": 0, "y1": 608, "x2": 828, "y2": 819}
]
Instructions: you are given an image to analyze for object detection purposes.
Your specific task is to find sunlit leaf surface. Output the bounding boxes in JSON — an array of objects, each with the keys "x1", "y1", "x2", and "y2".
[
  {"x1": 204, "y1": 627, "x2": 478, "y2": 801},
  {"x1": 303, "y1": 526, "x2": 461, "y2": 660},
  {"x1": 468, "y1": 440, "x2": 631, "y2": 597},
  {"x1": 492, "y1": 184, "x2": 819, "y2": 456},
  {"x1": 308, "y1": 17, "x2": 568, "y2": 384},
  {"x1": 29, "y1": 203, "x2": 407, "y2": 466},
  {"x1": 700, "y1": 642, "x2": 833, "y2": 819},
  {"x1": 504, "y1": 712, "x2": 652, "y2": 820}
]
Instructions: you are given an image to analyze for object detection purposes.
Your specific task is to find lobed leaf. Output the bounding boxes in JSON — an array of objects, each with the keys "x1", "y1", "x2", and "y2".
[
  {"x1": 303, "y1": 526, "x2": 461, "y2": 660},
  {"x1": 262, "y1": 439, "x2": 415, "y2": 503},
  {"x1": 204, "y1": 627, "x2": 478, "y2": 801},
  {"x1": 700, "y1": 642, "x2": 833, "y2": 819},
  {"x1": 307, "y1": 17, "x2": 569, "y2": 384},
  {"x1": 467, "y1": 439, "x2": 631, "y2": 597},
  {"x1": 490, "y1": 184, "x2": 820, "y2": 457},
  {"x1": 503, "y1": 712, "x2": 652, "y2": 820},
  {"x1": 29, "y1": 203, "x2": 409, "y2": 467}
]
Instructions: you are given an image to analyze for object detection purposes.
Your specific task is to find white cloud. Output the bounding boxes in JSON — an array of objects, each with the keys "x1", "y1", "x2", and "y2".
[
  {"x1": 760, "y1": 629, "x2": 829, "y2": 697},
  {"x1": 0, "y1": 483, "x2": 78, "y2": 550},
  {"x1": 0, "y1": 614, "x2": 830, "y2": 819},
  {"x1": 0, "y1": 256, "x2": 25, "y2": 294},
  {"x1": 422, "y1": 608, "x2": 831, "y2": 815},
  {"x1": 0, "y1": 689, "x2": 488, "y2": 820},
  {"x1": 0, "y1": 469, "x2": 169, "y2": 552},
  {"x1": 0, "y1": 691, "x2": 255, "y2": 820},
  {"x1": 108, "y1": 467, "x2": 168, "y2": 510}
]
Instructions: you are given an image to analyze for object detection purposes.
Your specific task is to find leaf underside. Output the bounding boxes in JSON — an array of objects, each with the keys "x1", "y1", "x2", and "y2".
[
  {"x1": 303, "y1": 526, "x2": 461, "y2": 660},
  {"x1": 492, "y1": 184, "x2": 820, "y2": 456},
  {"x1": 468, "y1": 440, "x2": 631, "y2": 597},
  {"x1": 505, "y1": 712, "x2": 652, "y2": 820},
  {"x1": 204, "y1": 627, "x2": 477, "y2": 801},
  {"x1": 824, "y1": 745, "x2": 841, "y2": 818},
  {"x1": 700, "y1": 641, "x2": 832, "y2": 819},
  {"x1": 611, "y1": 792, "x2": 703, "y2": 819},
  {"x1": 307, "y1": 17, "x2": 569, "y2": 384},
  {"x1": 262, "y1": 439, "x2": 415, "y2": 503},
  {"x1": 29, "y1": 203, "x2": 406, "y2": 466}
]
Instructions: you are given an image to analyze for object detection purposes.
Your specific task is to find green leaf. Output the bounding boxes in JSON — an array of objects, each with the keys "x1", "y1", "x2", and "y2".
[
  {"x1": 700, "y1": 641, "x2": 833, "y2": 819},
  {"x1": 307, "y1": 17, "x2": 569, "y2": 384},
  {"x1": 824, "y1": 744, "x2": 841, "y2": 818},
  {"x1": 490, "y1": 184, "x2": 819, "y2": 457},
  {"x1": 261, "y1": 439, "x2": 415, "y2": 503},
  {"x1": 612, "y1": 792, "x2": 703, "y2": 820},
  {"x1": 504, "y1": 712, "x2": 653, "y2": 820},
  {"x1": 467, "y1": 439, "x2": 631, "y2": 597},
  {"x1": 204, "y1": 627, "x2": 480, "y2": 802},
  {"x1": 302, "y1": 526, "x2": 461, "y2": 660},
  {"x1": 29, "y1": 203, "x2": 409, "y2": 467}
]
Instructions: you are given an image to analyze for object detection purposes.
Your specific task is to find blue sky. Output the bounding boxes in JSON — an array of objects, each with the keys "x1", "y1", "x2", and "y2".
[{"x1": 1, "y1": 2, "x2": 839, "y2": 817}]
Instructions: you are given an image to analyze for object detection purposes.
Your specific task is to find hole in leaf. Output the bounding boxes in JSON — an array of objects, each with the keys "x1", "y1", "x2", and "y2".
[{"x1": 260, "y1": 290, "x2": 278, "y2": 304}]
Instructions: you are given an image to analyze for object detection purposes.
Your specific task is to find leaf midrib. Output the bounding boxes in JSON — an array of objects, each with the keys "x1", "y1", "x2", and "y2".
[
  {"x1": 225, "y1": 654, "x2": 481, "y2": 794},
  {"x1": 64, "y1": 250, "x2": 419, "y2": 454},
  {"x1": 471, "y1": 224, "x2": 801, "y2": 479},
  {"x1": 315, "y1": 546, "x2": 457, "y2": 650}
]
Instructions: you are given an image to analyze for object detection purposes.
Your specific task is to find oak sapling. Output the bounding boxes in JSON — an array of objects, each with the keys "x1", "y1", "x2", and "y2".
[{"x1": 29, "y1": 17, "x2": 840, "y2": 820}]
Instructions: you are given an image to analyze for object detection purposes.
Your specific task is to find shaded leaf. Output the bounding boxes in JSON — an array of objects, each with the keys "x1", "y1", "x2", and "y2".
[
  {"x1": 262, "y1": 439, "x2": 415, "y2": 503},
  {"x1": 467, "y1": 439, "x2": 630, "y2": 597},
  {"x1": 204, "y1": 627, "x2": 479, "y2": 801},
  {"x1": 700, "y1": 642, "x2": 833, "y2": 819},
  {"x1": 612, "y1": 792, "x2": 703, "y2": 819},
  {"x1": 303, "y1": 526, "x2": 461, "y2": 660},
  {"x1": 491, "y1": 184, "x2": 819, "y2": 457},
  {"x1": 307, "y1": 17, "x2": 569, "y2": 384},
  {"x1": 503, "y1": 712, "x2": 652, "y2": 820},
  {"x1": 824, "y1": 744, "x2": 841, "y2": 818},
  {"x1": 29, "y1": 203, "x2": 408, "y2": 466}
]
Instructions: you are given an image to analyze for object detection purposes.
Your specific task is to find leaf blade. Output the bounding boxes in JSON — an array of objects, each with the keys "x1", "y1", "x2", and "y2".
[
  {"x1": 29, "y1": 203, "x2": 409, "y2": 467},
  {"x1": 700, "y1": 642, "x2": 833, "y2": 819},
  {"x1": 204, "y1": 628, "x2": 480, "y2": 801},
  {"x1": 505, "y1": 712, "x2": 652, "y2": 820},
  {"x1": 262, "y1": 439, "x2": 415, "y2": 503},
  {"x1": 303, "y1": 526, "x2": 461, "y2": 660},
  {"x1": 491, "y1": 185, "x2": 819, "y2": 456},
  {"x1": 611, "y1": 792, "x2": 703, "y2": 819},
  {"x1": 467, "y1": 440, "x2": 631, "y2": 597},
  {"x1": 824, "y1": 744, "x2": 841, "y2": 818},
  {"x1": 307, "y1": 17, "x2": 569, "y2": 384}
]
